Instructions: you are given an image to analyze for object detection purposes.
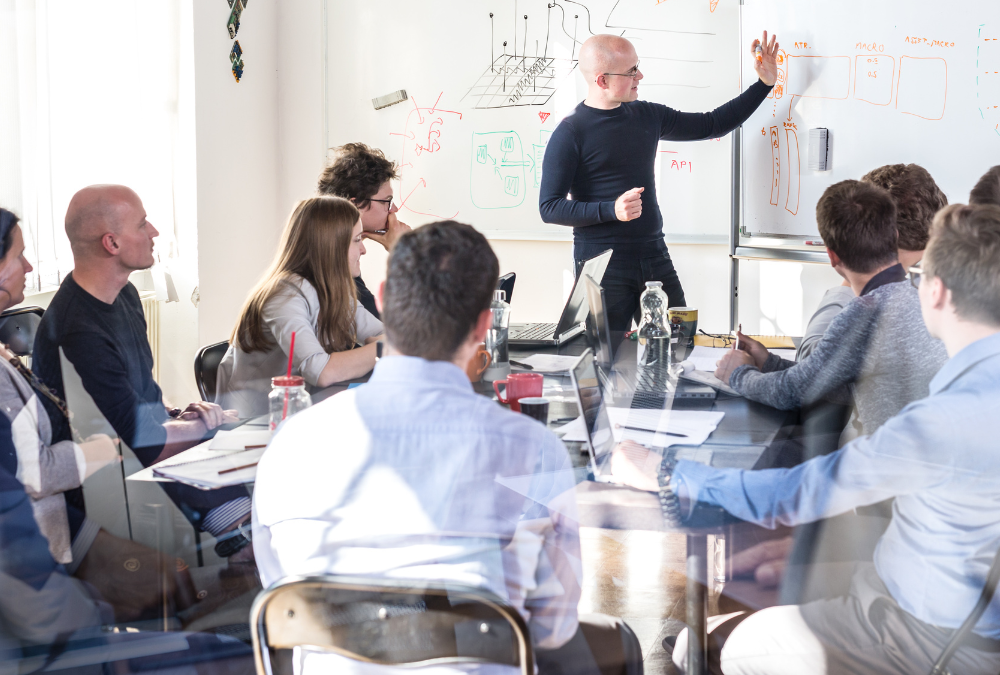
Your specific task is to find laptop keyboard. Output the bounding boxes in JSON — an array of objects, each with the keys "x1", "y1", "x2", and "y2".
[
  {"x1": 631, "y1": 364, "x2": 670, "y2": 410},
  {"x1": 510, "y1": 322, "x2": 557, "y2": 340}
]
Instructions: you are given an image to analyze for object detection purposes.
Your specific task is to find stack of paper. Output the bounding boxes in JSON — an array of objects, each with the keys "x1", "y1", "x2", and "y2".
[
  {"x1": 153, "y1": 446, "x2": 267, "y2": 489},
  {"x1": 688, "y1": 346, "x2": 731, "y2": 373}
]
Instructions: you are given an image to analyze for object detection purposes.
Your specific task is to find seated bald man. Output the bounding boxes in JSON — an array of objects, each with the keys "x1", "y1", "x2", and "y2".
[
  {"x1": 539, "y1": 32, "x2": 780, "y2": 331},
  {"x1": 33, "y1": 185, "x2": 254, "y2": 559}
]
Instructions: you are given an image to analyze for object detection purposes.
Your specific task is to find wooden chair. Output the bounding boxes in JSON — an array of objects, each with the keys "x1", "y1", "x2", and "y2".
[{"x1": 250, "y1": 575, "x2": 533, "y2": 675}]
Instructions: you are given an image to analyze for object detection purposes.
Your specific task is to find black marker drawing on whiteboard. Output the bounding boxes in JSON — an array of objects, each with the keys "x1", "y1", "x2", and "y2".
[{"x1": 461, "y1": 1, "x2": 584, "y2": 109}]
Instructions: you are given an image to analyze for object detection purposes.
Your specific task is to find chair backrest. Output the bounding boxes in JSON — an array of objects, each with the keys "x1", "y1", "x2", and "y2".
[
  {"x1": 0, "y1": 306, "x2": 44, "y2": 358},
  {"x1": 194, "y1": 341, "x2": 230, "y2": 402},
  {"x1": 250, "y1": 575, "x2": 533, "y2": 675}
]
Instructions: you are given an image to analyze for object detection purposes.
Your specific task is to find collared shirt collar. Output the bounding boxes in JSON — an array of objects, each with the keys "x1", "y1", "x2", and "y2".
[
  {"x1": 367, "y1": 354, "x2": 472, "y2": 392},
  {"x1": 860, "y1": 263, "x2": 906, "y2": 297},
  {"x1": 929, "y1": 331, "x2": 1000, "y2": 395}
]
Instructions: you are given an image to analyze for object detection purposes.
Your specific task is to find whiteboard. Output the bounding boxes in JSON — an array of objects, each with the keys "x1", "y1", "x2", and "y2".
[
  {"x1": 740, "y1": 0, "x2": 1000, "y2": 238},
  {"x1": 325, "y1": 0, "x2": 741, "y2": 240}
]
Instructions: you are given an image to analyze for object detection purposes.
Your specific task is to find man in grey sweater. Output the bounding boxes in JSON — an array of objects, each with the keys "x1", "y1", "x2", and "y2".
[
  {"x1": 716, "y1": 180, "x2": 947, "y2": 437},
  {"x1": 796, "y1": 164, "x2": 947, "y2": 361}
]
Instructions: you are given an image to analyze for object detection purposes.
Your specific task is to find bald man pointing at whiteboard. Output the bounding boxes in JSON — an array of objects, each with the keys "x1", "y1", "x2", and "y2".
[{"x1": 539, "y1": 32, "x2": 779, "y2": 331}]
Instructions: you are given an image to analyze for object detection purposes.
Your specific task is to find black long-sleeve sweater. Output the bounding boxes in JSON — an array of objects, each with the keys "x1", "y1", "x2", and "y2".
[{"x1": 539, "y1": 80, "x2": 773, "y2": 260}]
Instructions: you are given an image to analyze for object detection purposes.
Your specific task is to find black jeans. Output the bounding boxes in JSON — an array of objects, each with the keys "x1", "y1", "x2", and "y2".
[{"x1": 577, "y1": 249, "x2": 687, "y2": 332}]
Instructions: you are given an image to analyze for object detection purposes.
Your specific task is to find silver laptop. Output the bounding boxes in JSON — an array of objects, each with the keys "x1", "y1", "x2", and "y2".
[
  {"x1": 569, "y1": 349, "x2": 619, "y2": 482},
  {"x1": 509, "y1": 249, "x2": 612, "y2": 347},
  {"x1": 583, "y1": 274, "x2": 614, "y2": 371}
]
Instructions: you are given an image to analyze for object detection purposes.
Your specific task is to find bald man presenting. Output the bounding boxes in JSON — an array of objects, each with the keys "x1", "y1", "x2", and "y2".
[{"x1": 540, "y1": 33, "x2": 779, "y2": 331}]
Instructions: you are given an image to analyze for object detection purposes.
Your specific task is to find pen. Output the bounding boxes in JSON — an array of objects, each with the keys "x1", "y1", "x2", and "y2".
[
  {"x1": 551, "y1": 417, "x2": 577, "y2": 423},
  {"x1": 510, "y1": 360, "x2": 534, "y2": 370},
  {"x1": 614, "y1": 423, "x2": 688, "y2": 438},
  {"x1": 733, "y1": 323, "x2": 741, "y2": 351},
  {"x1": 219, "y1": 461, "x2": 259, "y2": 475}
]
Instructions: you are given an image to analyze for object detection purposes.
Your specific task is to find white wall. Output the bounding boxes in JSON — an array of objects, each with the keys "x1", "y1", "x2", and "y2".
[{"x1": 193, "y1": 0, "x2": 282, "y2": 349}]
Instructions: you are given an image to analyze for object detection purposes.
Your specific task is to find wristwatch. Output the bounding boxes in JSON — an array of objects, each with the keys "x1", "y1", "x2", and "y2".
[
  {"x1": 214, "y1": 518, "x2": 252, "y2": 558},
  {"x1": 657, "y1": 453, "x2": 683, "y2": 527}
]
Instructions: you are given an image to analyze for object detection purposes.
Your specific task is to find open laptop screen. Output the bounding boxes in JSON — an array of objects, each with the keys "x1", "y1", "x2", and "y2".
[
  {"x1": 583, "y1": 275, "x2": 613, "y2": 370},
  {"x1": 554, "y1": 249, "x2": 612, "y2": 336},
  {"x1": 569, "y1": 350, "x2": 616, "y2": 474}
]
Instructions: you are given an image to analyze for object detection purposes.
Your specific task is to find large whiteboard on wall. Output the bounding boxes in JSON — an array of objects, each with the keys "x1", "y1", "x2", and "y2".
[
  {"x1": 325, "y1": 0, "x2": 743, "y2": 240},
  {"x1": 740, "y1": 0, "x2": 1000, "y2": 238}
]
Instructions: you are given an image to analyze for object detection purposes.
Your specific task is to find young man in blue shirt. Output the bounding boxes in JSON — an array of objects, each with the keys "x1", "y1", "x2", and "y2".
[{"x1": 614, "y1": 203, "x2": 1000, "y2": 674}]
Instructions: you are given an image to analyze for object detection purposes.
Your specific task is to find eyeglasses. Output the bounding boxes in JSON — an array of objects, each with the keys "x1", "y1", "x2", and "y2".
[
  {"x1": 908, "y1": 262, "x2": 923, "y2": 289},
  {"x1": 698, "y1": 329, "x2": 735, "y2": 348},
  {"x1": 369, "y1": 197, "x2": 394, "y2": 209},
  {"x1": 603, "y1": 61, "x2": 640, "y2": 80}
]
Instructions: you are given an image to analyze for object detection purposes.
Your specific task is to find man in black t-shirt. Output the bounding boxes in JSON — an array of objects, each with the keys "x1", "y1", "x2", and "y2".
[
  {"x1": 317, "y1": 142, "x2": 412, "y2": 319},
  {"x1": 34, "y1": 185, "x2": 254, "y2": 558},
  {"x1": 539, "y1": 32, "x2": 780, "y2": 331}
]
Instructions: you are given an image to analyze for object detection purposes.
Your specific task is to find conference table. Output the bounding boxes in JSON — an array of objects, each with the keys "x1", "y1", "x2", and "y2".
[
  {"x1": 134, "y1": 334, "x2": 798, "y2": 675},
  {"x1": 314, "y1": 334, "x2": 798, "y2": 675}
]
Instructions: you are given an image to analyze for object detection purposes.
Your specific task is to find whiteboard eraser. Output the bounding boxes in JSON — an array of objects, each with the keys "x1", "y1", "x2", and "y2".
[
  {"x1": 372, "y1": 90, "x2": 408, "y2": 110},
  {"x1": 808, "y1": 128, "x2": 829, "y2": 171}
]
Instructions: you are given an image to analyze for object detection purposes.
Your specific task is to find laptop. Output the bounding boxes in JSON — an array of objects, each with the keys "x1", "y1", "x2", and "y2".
[
  {"x1": 508, "y1": 249, "x2": 612, "y2": 347},
  {"x1": 569, "y1": 349, "x2": 621, "y2": 482},
  {"x1": 496, "y1": 272, "x2": 515, "y2": 305},
  {"x1": 583, "y1": 274, "x2": 614, "y2": 371}
]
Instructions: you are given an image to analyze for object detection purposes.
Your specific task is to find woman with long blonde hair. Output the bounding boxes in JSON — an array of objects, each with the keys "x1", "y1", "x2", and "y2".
[{"x1": 216, "y1": 196, "x2": 383, "y2": 415}]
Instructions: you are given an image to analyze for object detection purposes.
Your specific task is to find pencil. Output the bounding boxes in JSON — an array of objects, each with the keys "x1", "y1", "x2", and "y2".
[
  {"x1": 219, "y1": 461, "x2": 259, "y2": 475},
  {"x1": 614, "y1": 423, "x2": 688, "y2": 438}
]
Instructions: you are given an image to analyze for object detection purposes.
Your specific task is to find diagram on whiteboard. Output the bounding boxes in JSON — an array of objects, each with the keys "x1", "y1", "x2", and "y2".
[
  {"x1": 979, "y1": 25, "x2": 1000, "y2": 138},
  {"x1": 462, "y1": 4, "x2": 585, "y2": 109},
  {"x1": 471, "y1": 131, "x2": 530, "y2": 208}
]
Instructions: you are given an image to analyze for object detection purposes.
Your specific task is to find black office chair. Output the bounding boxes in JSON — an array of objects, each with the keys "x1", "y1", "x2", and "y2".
[
  {"x1": 0, "y1": 306, "x2": 44, "y2": 357},
  {"x1": 194, "y1": 341, "x2": 230, "y2": 402},
  {"x1": 250, "y1": 575, "x2": 533, "y2": 675},
  {"x1": 930, "y1": 546, "x2": 1000, "y2": 675}
]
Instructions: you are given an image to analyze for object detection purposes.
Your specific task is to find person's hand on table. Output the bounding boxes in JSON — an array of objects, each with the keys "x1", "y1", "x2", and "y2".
[
  {"x1": 78, "y1": 434, "x2": 121, "y2": 479},
  {"x1": 751, "y1": 30, "x2": 780, "y2": 87},
  {"x1": 714, "y1": 349, "x2": 755, "y2": 384},
  {"x1": 731, "y1": 536, "x2": 792, "y2": 588},
  {"x1": 736, "y1": 331, "x2": 769, "y2": 369},
  {"x1": 178, "y1": 401, "x2": 238, "y2": 430},
  {"x1": 364, "y1": 212, "x2": 411, "y2": 251},
  {"x1": 615, "y1": 187, "x2": 644, "y2": 222},
  {"x1": 609, "y1": 440, "x2": 661, "y2": 491}
]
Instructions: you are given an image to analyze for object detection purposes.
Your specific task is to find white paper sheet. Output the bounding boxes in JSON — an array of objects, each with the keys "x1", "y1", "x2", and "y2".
[
  {"x1": 511, "y1": 354, "x2": 581, "y2": 373},
  {"x1": 208, "y1": 429, "x2": 273, "y2": 451},
  {"x1": 688, "y1": 346, "x2": 732, "y2": 373},
  {"x1": 152, "y1": 446, "x2": 267, "y2": 489},
  {"x1": 554, "y1": 408, "x2": 724, "y2": 447},
  {"x1": 771, "y1": 348, "x2": 798, "y2": 361}
]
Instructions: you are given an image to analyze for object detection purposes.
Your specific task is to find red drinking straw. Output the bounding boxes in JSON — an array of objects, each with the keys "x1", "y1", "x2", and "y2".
[{"x1": 282, "y1": 332, "x2": 296, "y2": 421}]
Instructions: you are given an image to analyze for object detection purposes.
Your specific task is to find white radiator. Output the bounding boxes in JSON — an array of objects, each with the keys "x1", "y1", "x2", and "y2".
[{"x1": 139, "y1": 291, "x2": 160, "y2": 381}]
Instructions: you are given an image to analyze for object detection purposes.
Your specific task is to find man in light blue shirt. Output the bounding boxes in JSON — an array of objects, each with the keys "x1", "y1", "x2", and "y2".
[
  {"x1": 253, "y1": 221, "x2": 641, "y2": 675},
  {"x1": 614, "y1": 203, "x2": 1000, "y2": 674}
]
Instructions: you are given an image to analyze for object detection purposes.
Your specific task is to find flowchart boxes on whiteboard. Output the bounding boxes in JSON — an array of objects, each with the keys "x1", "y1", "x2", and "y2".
[
  {"x1": 854, "y1": 55, "x2": 895, "y2": 105},
  {"x1": 471, "y1": 132, "x2": 527, "y2": 209},
  {"x1": 896, "y1": 57, "x2": 947, "y2": 120},
  {"x1": 786, "y1": 56, "x2": 851, "y2": 99}
]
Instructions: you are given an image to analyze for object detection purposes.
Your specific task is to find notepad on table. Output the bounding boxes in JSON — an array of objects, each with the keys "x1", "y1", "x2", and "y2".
[{"x1": 152, "y1": 445, "x2": 267, "y2": 489}]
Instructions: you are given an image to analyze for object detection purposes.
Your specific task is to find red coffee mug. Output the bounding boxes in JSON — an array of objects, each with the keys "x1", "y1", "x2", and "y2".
[{"x1": 493, "y1": 373, "x2": 544, "y2": 412}]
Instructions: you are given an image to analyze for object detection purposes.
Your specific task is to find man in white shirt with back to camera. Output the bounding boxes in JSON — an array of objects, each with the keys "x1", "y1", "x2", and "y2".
[{"x1": 253, "y1": 220, "x2": 642, "y2": 675}]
